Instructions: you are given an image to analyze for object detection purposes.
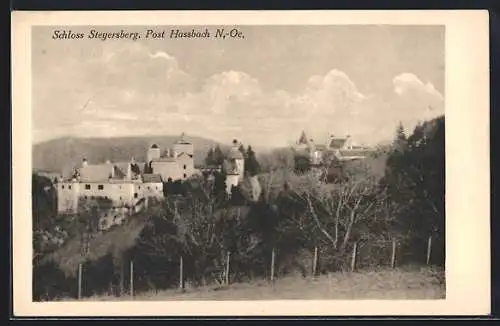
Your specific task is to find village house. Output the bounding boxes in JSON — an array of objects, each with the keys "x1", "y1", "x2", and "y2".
[{"x1": 295, "y1": 131, "x2": 375, "y2": 165}]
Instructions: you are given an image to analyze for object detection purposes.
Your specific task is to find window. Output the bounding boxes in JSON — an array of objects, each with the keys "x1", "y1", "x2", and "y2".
[
  {"x1": 91, "y1": 196, "x2": 95, "y2": 199},
  {"x1": 155, "y1": 186, "x2": 158, "y2": 190},
  {"x1": 183, "y1": 173, "x2": 187, "y2": 178},
  {"x1": 84, "y1": 196, "x2": 88, "y2": 199},
  {"x1": 61, "y1": 185, "x2": 65, "y2": 189},
  {"x1": 68, "y1": 185, "x2": 71, "y2": 190},
  {"x1": 148, "y1": 186, "x2": 151, "y2": 190},
  {"x1": 138, "y1": 186, "x2": 141, "y2": 190},
  {"x1": 104, "y1": 196, "x2": 108, "y2": 199},
  {"x1": 183, "y1": 165, "x2": 187, "y2": 170},
  {"x1": 134, "y1": 193, "x2": 138, "y2": 198},
  {"x1": 85, "y1": 184, "x2": 91, "y2": 190},
  {"x1": 119, "y1": 196, "x2": 122, "y2": 200},
  {"x1": 98, "y1": 184, "x2": 104, "y2": 190}
]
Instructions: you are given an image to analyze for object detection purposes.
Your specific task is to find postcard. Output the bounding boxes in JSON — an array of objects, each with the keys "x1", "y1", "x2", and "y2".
[{"x1": 11, "y1": 10, "x2": 490, "y2": 316}]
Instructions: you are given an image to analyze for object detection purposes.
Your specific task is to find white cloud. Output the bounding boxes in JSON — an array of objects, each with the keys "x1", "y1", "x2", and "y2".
[
  {"x1": 393, "y1": 72, "x2": 444, "y2": 100},
  {"x1": 34, "y1": 47, "x2": 445, "y2": 148},
  {"x1": 149, "y1": 51, "x2": 177, "y2": 62}
]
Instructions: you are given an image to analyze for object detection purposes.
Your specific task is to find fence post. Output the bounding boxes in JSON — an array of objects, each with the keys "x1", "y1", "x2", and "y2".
[
  {"x1": 77, "y1": 263, "x2": 82, "y2": 300},
  {"x1": 130, "y1": 260, "x2": 134, "y2": 298},
  {"x1": 426, "y1": 235, "x2": 433, "y2": 265},
  {"x1": 119, "y1": 260, "x2": 124, "y2": 296},
  {"x1": 312, "y1": 246, "x2": 318, "y2": 277},
  {"x1": 270, "y1": 248, "x2": 276, "y2": 282},
  {"x1": 179, "y1": 256, "x2": 184, "y2": 290},
  {"x1": 350, "y1": 242, "x2": 357, "y2": 272},
  {"x1": 225, "y1": 251, "x2": 230, "y2": 286},
  {"x1": 391, "y1": 238, "x2": 397, "y2": 269}
]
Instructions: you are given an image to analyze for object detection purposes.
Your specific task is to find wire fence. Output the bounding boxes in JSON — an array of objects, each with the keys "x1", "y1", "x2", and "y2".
[{"x1": 67, "y1": 235, "x2": 443, "y2": 299}]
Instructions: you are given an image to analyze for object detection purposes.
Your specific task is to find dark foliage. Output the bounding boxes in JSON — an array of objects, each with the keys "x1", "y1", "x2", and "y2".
[
  {"x1": 294, "y1": 154, "x2": 311, "y2": 174},
  {"x1": 381, "y1": 116, "x2": 445, "y2": 266},
  {"x1": 245, "y1": 146, "x2": 261, "y2": 177}
]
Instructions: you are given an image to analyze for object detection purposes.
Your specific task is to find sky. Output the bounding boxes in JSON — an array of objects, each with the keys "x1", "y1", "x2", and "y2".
[{"x1": 32, "y1": 25, "x2": 445, "y2": 148}]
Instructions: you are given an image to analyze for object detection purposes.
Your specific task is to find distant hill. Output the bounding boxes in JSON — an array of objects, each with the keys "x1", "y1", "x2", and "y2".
[{"x1": 32, "y1": 135, "x2": 229, "y2": 175}]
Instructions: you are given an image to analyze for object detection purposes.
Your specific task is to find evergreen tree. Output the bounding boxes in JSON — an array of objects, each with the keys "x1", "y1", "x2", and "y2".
[
  {"x1": 382, "y1": 115, "x2": 445, "y2": 265},
  {"x1": 238, "y1": 144, "x2": 247, "y2": 158},
  {"x1": 396, "y1": 121, "x2": 407, "y2": 141},
  {"x1": 213, "y1": 145, "x2": 225, "y2": 166},
  {"x1": 230, "y1": 185, "x2": 246, "y2": 205},
  {"x1": 213, "y1": 171, "x2": 228, "y2": 203},
  {"x1": 245, "y1": 145, "x2": 261, "y2": 177},
  {"x1": 205, "y1": 147, "x2": 215, "y2": 166},
  {"x1": 393, "y1": 121, "x2": 407, "y2": 151}
]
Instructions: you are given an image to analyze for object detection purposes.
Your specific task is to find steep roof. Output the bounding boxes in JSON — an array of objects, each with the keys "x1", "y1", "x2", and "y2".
[
  {"x1": 328, "y1": 138, "x2": 348, "y2": 150},
  {"x1": 142, "y1": 173, "x2": 163, "y2": 183},
  {"x1": 78, "y1": 162, "x2": 132, "y2": 182},
  {"x1": 79, "y1": 164, "x2": 114, "y2": 182}
]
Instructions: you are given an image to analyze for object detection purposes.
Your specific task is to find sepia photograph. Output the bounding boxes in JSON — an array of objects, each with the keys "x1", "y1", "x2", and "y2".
[
  {"x1": 12, "y1": 11, "x2": 490, "y2": 316},
  {"x1": 31, "y1": 23, "x2": 446, "y2": 302}
]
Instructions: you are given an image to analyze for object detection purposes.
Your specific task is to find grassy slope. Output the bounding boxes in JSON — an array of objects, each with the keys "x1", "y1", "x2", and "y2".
[{"x1": 69, "y1": 266, "x2": 445, "y2": 301}]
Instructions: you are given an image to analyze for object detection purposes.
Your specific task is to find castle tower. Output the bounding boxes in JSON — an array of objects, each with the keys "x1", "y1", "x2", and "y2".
[
  {"x1": 173, "y1": 132, "x2": 194, "y2": 157},
  {"x1": 147, "y1": 144, "x2": 161, "y2": 163},
  {"x1": 227, "y1": 139, "x2": 245, "y2": 181}
]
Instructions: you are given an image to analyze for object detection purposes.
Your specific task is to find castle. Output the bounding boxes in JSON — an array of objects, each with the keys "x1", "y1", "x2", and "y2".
[
  {"x1": 295, "y1": 131, "x2": 374, "y2": 165},
  {"x1": 56, "y1": 133, "x2": 197, "y2": 214},
  {"x1": 55, "y1": 135, "x2": 250, "y2": 216},
  {"x1": 146, "y1": 133, "x2": 195, "y2": 182}
]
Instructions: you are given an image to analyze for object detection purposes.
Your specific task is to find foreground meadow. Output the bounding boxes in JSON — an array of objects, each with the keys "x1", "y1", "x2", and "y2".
[{"x1": 62, "y1": 266, "x2": 445, "y2": 301}]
